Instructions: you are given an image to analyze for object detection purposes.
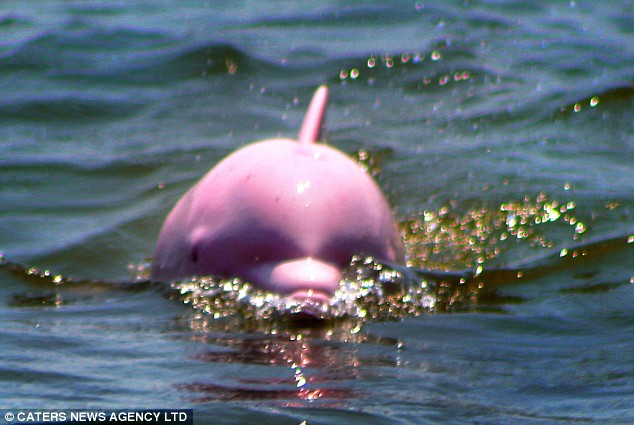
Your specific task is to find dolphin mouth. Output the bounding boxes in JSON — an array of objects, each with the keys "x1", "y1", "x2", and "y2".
[
  {"x1": 283, "y1": 289, "x2": 332, "y2": 323},
  {"x1": 287, "y1": 288, "x2": 331, "y2": 304}
]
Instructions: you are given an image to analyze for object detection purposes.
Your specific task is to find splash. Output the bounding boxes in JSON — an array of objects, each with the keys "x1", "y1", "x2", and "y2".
[
  {"x1": 402, "y1": 193, "x2": 587, "y2": 273},
  {"x1": 0, "y1": 193, "x2": 601, "y2": 326},
  {"x1": 167, "y1": 255, "x2": 437, "y2": 327},
  {"x1": 336, "y1": 44, "x2": 478, "y2": 91}
]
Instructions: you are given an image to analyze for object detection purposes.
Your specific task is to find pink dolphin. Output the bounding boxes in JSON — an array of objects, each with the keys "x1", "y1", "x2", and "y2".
[{"x1": 151, "y1": 86, "x2": 403, "y2": 303}]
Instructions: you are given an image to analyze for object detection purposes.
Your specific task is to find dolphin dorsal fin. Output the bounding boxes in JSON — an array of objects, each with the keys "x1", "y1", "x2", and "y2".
[{"x1": 298, "y1": 85, "x2": 328, "y2": 144}]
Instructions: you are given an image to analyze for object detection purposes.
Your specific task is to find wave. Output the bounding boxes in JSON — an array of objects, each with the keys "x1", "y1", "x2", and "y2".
[
  {"x1": 0, "y1": 25, "x2": 281, "y2": 83},
  {"x1": 554, "y1": 83, "x2": 634, "y2": 117},
  {"x1": 0, "y1": 25, "x2": 172, "y2": 71},
  {"x1": 6, "y1": 22, "x2": 629, "y2": 130},
  {"x1": 0, "y1": 97, "x2": 145, "y2": 122}
]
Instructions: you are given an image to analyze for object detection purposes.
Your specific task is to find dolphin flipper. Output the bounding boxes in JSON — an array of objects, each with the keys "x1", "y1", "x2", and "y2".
[{"x1": 298, "y1": 85, "x2": 329, "y2": 144}]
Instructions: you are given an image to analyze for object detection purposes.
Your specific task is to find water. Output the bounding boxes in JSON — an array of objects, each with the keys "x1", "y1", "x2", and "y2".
[{"x1": 1, "y1": 0, "x2": 633, "y2": 423}]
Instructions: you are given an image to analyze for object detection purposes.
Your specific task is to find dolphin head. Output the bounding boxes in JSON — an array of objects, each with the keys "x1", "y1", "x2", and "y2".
[{"x1": 151, "y1": 86, "x2": 403, "y2": 306}]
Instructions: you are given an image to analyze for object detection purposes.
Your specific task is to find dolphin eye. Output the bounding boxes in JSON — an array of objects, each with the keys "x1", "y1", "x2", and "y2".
[{"x1": 190, "y1": 246, "x2": 199, "y2": 263}]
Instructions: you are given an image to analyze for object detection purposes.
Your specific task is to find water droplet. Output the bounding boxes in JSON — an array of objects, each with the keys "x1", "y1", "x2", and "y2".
[{"x1": 225, "y1": 58, "x2": 238, "y2": 75}]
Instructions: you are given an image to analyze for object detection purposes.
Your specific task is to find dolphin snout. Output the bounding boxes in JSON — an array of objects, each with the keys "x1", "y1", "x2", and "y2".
[{"x1": 249, "y1": 257, "x2": 342, "y2": 301}]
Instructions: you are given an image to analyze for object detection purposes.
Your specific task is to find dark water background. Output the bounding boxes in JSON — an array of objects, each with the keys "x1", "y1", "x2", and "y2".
[{"x1": 1, "y1": 1, "x2": 633, "y2": 423}]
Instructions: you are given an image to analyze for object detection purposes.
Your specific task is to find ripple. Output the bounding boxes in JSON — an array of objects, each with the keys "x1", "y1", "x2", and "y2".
[{"x1": 0, "y1": 97, "x2": 145, "y2": 122}]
